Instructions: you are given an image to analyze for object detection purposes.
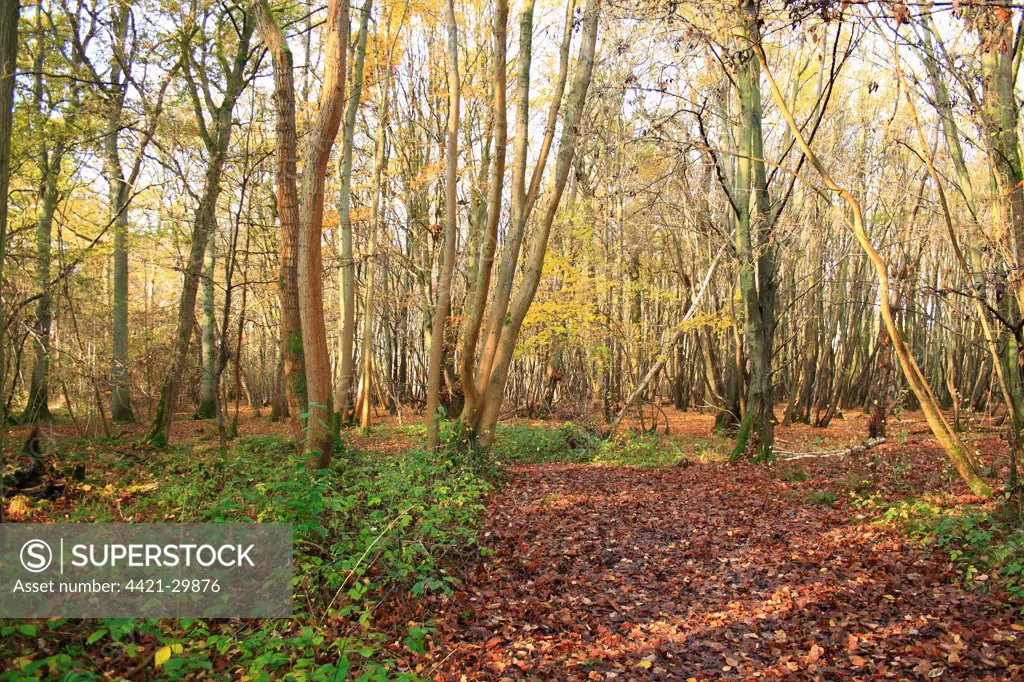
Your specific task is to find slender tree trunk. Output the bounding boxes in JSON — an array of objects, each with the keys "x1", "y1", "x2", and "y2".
[
  {"x1": 22, "y1": 14, "x2": 59, "y2": 423},
  {"x1": 105, "y1": 7, "x2": 135, "y2": 424},
  {"x1": 198, "y1": 229, "x2": 217, "y2": 418},
  {"x1": 426, "y1": 0, "x2": 461, "y2": 448},
  {"x1": 0, "y1": 0, "x2": 18, "y2": 521},
  {"x1": 109, "y1": 183, "x2": 133, "y2": 422},
  {"x1": 360, "y1": 86, "x2": 389, "y2": 430},
  {"x1": 295, "y1": 0, "x2": 349, "y2": 466},
  {"x1": 23, "y1": 168, "x2": 57, "y2": 422},
  {"x1": 336, "y1": 0, "x2": 372, "y2": 423},
  {"x1": 473, "y1": 0, "x2": 574, "y2": 403}
]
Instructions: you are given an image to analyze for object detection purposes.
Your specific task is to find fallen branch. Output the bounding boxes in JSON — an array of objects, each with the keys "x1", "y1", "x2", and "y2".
[{"x1": 776, "y1": 437, "x2": 886, "y2": 461}]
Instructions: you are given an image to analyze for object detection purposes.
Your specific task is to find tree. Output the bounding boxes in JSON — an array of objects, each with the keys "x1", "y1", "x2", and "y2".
[
  {"x1": 0, "y1": 0, "x2": 19, "y2": 520},
  {"x1": 336, "y1": 0, "x2": 372, "y2": 425},
  {"x1": 255, "y1": 0, "x2": 350, "y2": 467},
  {"x1": 198, "y1": 226, "x2": 217, "y2": 418},
  {"x1": 454, "y1": 0, "x2": 600, "y2": 454},
  {"x1": 425, "y1": 0, "x2": 460, "y2": 449},
  {"x1": 253, "y1": 0, "x2": 304, "y2": 446},
  {"x1": 728, "y1": 0, "x2": 776, "y2": 459},
  {"x1": 751, "y1": 26, "x2": 992, "y2": 498},
  {"x1": 62, "y1": 0, "x2": 176, "y2": 424},
  {"x1": 20, "y1": 1, "x2": 78, "y2": 423},
  {"x1": 146, "y1": 4, "x2": 257, "y2": 446}
]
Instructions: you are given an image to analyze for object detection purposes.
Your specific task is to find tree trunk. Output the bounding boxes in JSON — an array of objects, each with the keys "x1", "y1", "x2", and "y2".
[
  {"x1": 426, "y1": 0, "x2": 461, "y2": 449},
  {"x1": 295, "y1": 0, "x2": 349, "y2": 466},
  {"x1": 23, "y1": 167, "x2": 57, "y2": 422},
  {"x1": 360, "y1": 84, "x2": 389, "y2": 430},
  {"x1": 0, "y1": 0, "x2": 19, "y2": 522},
  {"x1": 730, "y1": 0, "x2": 775, "y2": 460},
  {"x1": 198, "y1": 229, "x2": 217, "y2": 418},
  {"x1": 336, "y1": 0, "x2": 372, "y2": 424},
  {"x1": 22, "y1": 14, "x2": 60, "y2": 423},
  {"x1": 254, "y1": 0, "x2": 305, "y2": 447}
]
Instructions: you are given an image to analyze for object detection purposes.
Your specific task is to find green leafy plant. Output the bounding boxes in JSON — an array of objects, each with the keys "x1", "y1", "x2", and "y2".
[
  {"x1": 804, "y1": 490, "x2": 837, "y2": 506},
  {"x1": 778, "y1": 465, "x2": 810, "y2": 483},
  {"x1": 880, "y1": 496, "x2": 1024, "y2": 611}
]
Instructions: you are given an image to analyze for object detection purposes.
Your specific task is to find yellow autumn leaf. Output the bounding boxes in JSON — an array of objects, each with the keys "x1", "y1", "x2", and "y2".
[{"x1": 154, "y1": 643, "x2": 183, "y2": 667}]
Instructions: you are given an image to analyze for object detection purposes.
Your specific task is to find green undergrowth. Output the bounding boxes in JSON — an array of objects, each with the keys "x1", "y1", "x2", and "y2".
[
  {"x1": 492, "y1": 422, "x2": 729, "y2": 466},
  {"x1": 854, "y1": 492, "x2": 1024, "y2": 612},
  {"x1": 1, "y1": 433, "x2": 490, "y2": 681}
]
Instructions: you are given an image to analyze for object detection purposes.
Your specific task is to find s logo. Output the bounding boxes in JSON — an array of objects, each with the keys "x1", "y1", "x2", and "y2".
[{"x1": 20, "y1": 539, "x2": 52, "y2": 573}]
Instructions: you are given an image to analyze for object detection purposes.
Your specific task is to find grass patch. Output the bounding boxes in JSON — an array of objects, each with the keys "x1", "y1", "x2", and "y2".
[
  {"x1": 778, "y1": 465, "x2": 810, "y2": 483},
  {"x1": 593, "y1": 433, "x2": 687, "y2": 467},
  {"x1": 492, "y1": 422, "x2": 599, "y2": 464},
  {"x1": 804, "y1": 490, "x2": 837, "y2": 506},
  {"x1": 493, "y1": 423, "x2": 729, "y2": 467}
]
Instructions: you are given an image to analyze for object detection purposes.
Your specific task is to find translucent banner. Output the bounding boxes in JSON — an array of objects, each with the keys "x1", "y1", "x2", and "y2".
[{"x1": 0, "y1": 523, "x2": 293, "y2": 618}]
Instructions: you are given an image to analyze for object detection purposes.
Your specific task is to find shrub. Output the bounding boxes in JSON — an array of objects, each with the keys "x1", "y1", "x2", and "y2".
[{"x1": 492, "y1": 422, "x2": 599, "y2": 464}]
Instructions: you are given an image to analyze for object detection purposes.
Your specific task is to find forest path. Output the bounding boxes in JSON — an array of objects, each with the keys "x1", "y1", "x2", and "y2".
[{"x1": 423, "y1": 462, "x2": 1023, "y2": 680}]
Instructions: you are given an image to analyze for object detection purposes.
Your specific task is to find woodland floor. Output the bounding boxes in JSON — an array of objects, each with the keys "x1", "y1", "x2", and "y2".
[
  {"x1": 3, "y1": 407, "x2": 1024, "y2": 680},
  {"x1": 418, "y1": 410, "x2": 1024, "y2": 681}
]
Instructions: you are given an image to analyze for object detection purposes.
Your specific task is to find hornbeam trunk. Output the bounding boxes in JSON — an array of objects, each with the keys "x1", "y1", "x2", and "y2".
[{"x1": 336, "y1": 0, "x2": 372, "y2": 424}]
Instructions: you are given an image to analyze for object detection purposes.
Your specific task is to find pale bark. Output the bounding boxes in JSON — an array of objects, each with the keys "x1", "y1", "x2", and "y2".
[
  {"x1": 104, "y1": 5, "x2": 134, "y2": 424},
  {"x1": 426, "y1": 0, "x2": 461, "y2": 449},
  {"x1": 198, "y1": 229, "x2": 217, "y2": 418},
  {"x1": 336, "y1": 0, "x2": 372, "y2": 423},
  {"x1": 23, "y1": 165, "x2": 57, "y2": 422},
  {"x1": 359, "y1": 86, "x2": 389, "y2": 430}
]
